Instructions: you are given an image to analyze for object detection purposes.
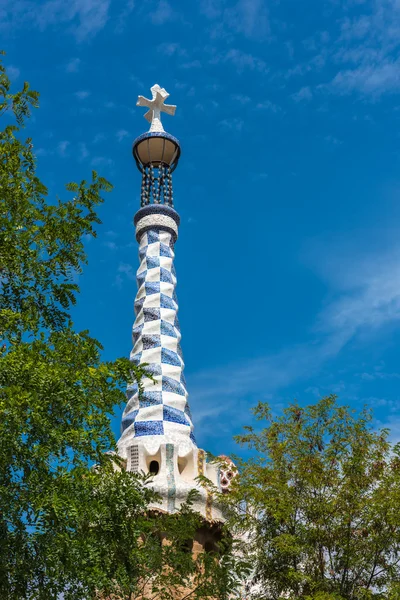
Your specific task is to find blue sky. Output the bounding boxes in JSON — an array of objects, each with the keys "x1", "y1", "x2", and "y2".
[{"x1": 2, "y1": 0, "x2": 400, "y2": 456}]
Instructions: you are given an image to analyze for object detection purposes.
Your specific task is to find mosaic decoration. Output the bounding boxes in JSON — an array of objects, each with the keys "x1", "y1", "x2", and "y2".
[
  {"x1": 197, "y1": 449, "x2": 205, "y2": 477},
  {"x1": 198, "y1": 449, "x2": 213, "y2": 521},
  {"x1": 166, "y1": 443, "x2": 176, "y2": 513},
  {"x1": 218, "y1": 455, "x2": 238, "y2": 494},
  {"x1": 119, "y1": 221, "x2": 196, "y2": 450}
]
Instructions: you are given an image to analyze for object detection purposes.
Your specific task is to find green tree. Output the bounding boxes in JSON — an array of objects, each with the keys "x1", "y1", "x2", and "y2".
[
  {"x1": 0, "y1": 54, "x2": 242, "y2": 599},
  {"x1": 224, "y1": 396, "x2": 400, "y2": 600}
]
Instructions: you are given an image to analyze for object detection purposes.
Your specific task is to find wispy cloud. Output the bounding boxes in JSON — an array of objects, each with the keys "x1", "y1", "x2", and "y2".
[
  {"x1": 292, "y1": 86, "x2": 313, "y2": 102},
  {"x1": 116, "y1": 129, "x2": 129, "y2": 142},
  {"x1": 180, "y1": 60, "x2": 202, "y2": 69},
  {"x1": 0, "y1": 0, "x2": 111, "y2": 41},
  {"x1": 321, "y1": 0, "x2": 400, "y2": 97},
  {"x1": 329, "y1": 59, "x2": 400, "y2": 96},
  {"x1": 219, "y1": 117, "x2": 244, "y2": 132},
  {"x1": 312, "y1": 247, "x2": 400, "y2": 342},
  {"x1": 118, "y1": 263, "x2": 135, "y2": 279},
  {"x1": 279, "y1": 1, "x2": 400, "y2": 99},
  {"x1": 149, "y1": 0, "x2": 174, "y2": 25},
  {"x1": 91, "y1": 156, "x2": 113, "y2": 167},
  {"x1": 211, "y1": 48, "x2": 267, "y2": 73},
  {"x1": 93, "y1": 133, "x2": 106, "y2": 144},
  {"x1": 225, "y1": 0, "x2": 270, "y2": 39},
  {"x1": 66, "y1": 58, "x2": 80, "y2": 73},
  {"x1": 75, "y1": 90, "x2": 90, "y2": 100},
  {"x1": 359, "y1": 371, "x2": 400, "y2": 382},
  {"x1": 7, "y1": 65, "x2": 20, "y2": 80},
  {"x1": 78, "y1": 142, "x2": 89, "y2": 161},
  {"x1": 324, "y1": 135, "x2": 342, "y2": 146},
  {"x1": 115, "y1": 0, "x2": 135, "y2": 33},
  {"x1": 201, "y1": 0, "x2": 270, "y2": 40},
  {"x1": 256, "y1": 99, "x2": 280, "y2": 112},
  {"x1": 104, "y1": 240, "x2": 118, "y2": 250},
  {"x1": 232, "y1": 94, "x2": 251, "y2": 104},
  {"x1": 57, "y1": 140, "x2": 70, "y2": 157},
  {"x1": 157, "y1": 42, "x2": 186, "y2": 56},
  {"x1": 114, "y1": 262, "x2": 136, "y2": 288},
  {"x1": 188, "y1": 241, "x2": 400, "y2": 427}
]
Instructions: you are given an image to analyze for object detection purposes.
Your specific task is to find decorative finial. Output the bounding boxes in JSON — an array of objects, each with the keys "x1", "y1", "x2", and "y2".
[{"x1": 137, "y1": 84, "x2": 176, "y2": 133}]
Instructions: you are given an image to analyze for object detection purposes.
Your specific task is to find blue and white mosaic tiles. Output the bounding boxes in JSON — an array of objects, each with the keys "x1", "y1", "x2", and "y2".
[{"x1": 118, "y1": 225, "x2": 196, "y2": 451}]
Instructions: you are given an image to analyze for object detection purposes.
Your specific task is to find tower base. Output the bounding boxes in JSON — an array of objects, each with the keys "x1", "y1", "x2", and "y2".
[{"x1": 120, "y1": 439, "x2": 224, "y2": 522}]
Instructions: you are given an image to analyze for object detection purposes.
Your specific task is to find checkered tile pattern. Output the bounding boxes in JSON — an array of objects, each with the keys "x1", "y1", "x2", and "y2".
[{"x1": 121, "y1": 228, "x2": 196, "y2": 445}]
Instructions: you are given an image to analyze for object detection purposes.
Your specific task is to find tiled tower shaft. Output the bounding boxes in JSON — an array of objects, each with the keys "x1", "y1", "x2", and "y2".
[
  {"x1": 117, "y1": 85, "x2": 225, "y2": 520},
  {"x1": 118, "y1": 205, "x2": 195, "y2": 455}
]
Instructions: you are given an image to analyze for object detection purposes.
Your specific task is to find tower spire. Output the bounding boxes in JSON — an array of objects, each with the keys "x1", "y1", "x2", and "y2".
[{"x1": 117, "y1": 85, "x2": 226, "y2": 520}]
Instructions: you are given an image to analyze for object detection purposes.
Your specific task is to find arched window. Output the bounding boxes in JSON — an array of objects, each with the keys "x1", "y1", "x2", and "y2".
[{"x1": 149, "y1": 460, "x2": 159, "y2": 475}]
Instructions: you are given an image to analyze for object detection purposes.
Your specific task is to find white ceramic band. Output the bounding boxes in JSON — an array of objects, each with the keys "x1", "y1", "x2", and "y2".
[{"x1": 136, "y1": 213, "x2": 179, "y2": 240}]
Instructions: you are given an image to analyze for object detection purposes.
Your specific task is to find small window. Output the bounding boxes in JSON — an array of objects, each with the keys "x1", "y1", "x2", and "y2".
[{"x1": 149, "y1": 460, "x2": 159, "y2": 475}]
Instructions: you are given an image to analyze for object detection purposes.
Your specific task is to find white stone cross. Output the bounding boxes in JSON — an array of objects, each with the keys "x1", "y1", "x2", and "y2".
[{"x1": 137, "y1": 84, "x2": 176, "y2": 133}]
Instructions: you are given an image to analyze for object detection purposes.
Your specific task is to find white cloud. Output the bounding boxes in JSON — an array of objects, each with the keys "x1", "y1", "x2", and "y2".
[
  {"x1": 324, "y1": 135, "x2": 342, "y2": 145},
  {"x1": 256, "y1": 99, "x2": 280, "y2": 111},
  {"x1": 116, "y1": 129, "x2": 129, "y2": 142},
  {"x1": 57, "y1": 140, "x2": 70, "y2": 157},
  {"x1": 200, "y1": 0, "x2": 222, "y2": 20},
  {"x1": 329, "y1": 59, "x2": 400, "y2": 96},
  {"x1": 225, "y1": 0, "x2": 270, "y2": 39},
  {"x1": 324, "y1": 0, "x2": 400, "y2": 97},
  {"x1": 115, "y1": 0, "x2": 134, "y2": 33},
  {"x1": 157, "y1": 42, "x2": 186, "y2": 56},
  {"x1": 281, "y1": 1, "x2": 400, "y2": 99},
  {"x1": 150, "y1": 0, "x2": 174, "y2": 25},
  {"x1": 219, "y1": 117, "x2": 244, "y2": 131},
  {"x1": 91, "y1": 156, "x2": 113, "y2": 167},
  {"x1": 232, "y1": 94, "x2": 251, "y2": 104},
  {"x1": 0, "y1": 0, "x2": 111, "y2": 41},
  {"x1": 313, "y1": 247, "x2": 400, "y2": 341},
  {"x1": 7, "y1": 65, "x2": 20, "y2": 80},
  {"x1": 188, "y1": 241, "x2": 400, "y2": 427},
  {"x1": 35, "y1": 148, "x2": 49, "y2": 157},
  {"x1": 115, "y1": 262, "x2": 136, "y2": 287},
  {"x1": 211, "y1": 48, "x2": 267, "y2": 73},
  {"x1": 200, "y1": 0, "x2": 269, "y2": 39},
  {"x1": 180, "y1": 60, "x2": 202, "y2": 69},
  {"x1": 78, "y1": 142, "x2": 89, "y2": 160},
  {"x1": 130, "y1": 74, "x2": 144, "y2": 87},
  {"x1": 66, "y1": 58, "x2": 80, "y2": 73},
  {"x1": 104, "y1": 240, "x2": 117, "y2": 250},
  {"x1": 93, "y1": 133, "x2": 106, "y2": 144},
  {"x1": 75, "y1": 90, "x2": 90, "y2": 100},
  {"x1": 292, "y1": 86, "x2": 313, "y2": 102}
]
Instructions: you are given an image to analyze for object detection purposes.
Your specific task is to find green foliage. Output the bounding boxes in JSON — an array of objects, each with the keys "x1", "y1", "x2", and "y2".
[
  {"x1": 223, "y1": 395, "x2": 400, "y2": 600},
  {"x1": 0, "y1": 51, "x2": 110, "y2": 339},
  {"x1": 0, "y1": 55, "x2": 241, "y2": 599}
]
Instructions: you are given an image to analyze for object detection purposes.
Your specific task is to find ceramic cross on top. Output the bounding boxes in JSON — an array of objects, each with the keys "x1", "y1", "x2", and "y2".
[{"x1": 137, "y1": 84, "x2": 176, "y2": 133}]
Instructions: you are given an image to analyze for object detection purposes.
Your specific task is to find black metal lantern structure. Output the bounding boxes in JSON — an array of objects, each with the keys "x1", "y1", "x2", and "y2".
[{"x1": 132, "y1": 131, "x2": 181, "y2": 208}]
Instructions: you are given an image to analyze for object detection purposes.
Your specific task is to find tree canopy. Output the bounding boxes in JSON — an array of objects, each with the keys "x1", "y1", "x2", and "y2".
[{"x1": 224, "y1": 395, "x2": 400, "y2": 600}]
